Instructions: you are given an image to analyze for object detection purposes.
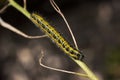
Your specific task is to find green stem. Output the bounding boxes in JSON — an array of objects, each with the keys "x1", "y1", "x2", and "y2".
[
  {"x1": 9, "y1": 0, "x2": 30, "y2": 19},
  {"x1": 73, "y1": 59, "x2": 98, "y2": 80},
  {"x1": 8, "y1": 0, "x2": 99, "y2": 80}
]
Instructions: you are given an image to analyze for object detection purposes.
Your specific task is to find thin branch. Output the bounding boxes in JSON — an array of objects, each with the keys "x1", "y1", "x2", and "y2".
[
  {"x1": 0, "y1": 17, "x2": 47, "y2": 39},
  {"x1": 23, "y1": 0, "x2": 27, "y2": 10},
  {"x1": 49, "y1": 0, "x2": 79, "y2": 50},
  {"x1": 0, "y1": 3, "x2": 10, "y2": 13},
  {"x1": 9, "y1": 0, "x2": 30, "y2": 19},
  {"x1": 39, "y1": 51, "x2": 88, "y2": 78}
]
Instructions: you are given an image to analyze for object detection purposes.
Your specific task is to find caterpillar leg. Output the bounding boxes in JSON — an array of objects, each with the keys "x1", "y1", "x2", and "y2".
[{"x1": 0, "y1": 17, "x2": 47, "y2": 39}]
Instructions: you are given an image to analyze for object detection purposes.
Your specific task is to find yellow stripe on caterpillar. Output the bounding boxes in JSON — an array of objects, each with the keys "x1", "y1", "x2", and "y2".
[{"x1": 30, "y1": 13, "x2": 84, "y2": 60}]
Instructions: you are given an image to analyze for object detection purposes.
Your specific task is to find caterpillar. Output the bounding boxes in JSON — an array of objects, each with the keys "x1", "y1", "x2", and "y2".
[{"x1": 30, "y1": 13, "x2": 84, "y2": 60}]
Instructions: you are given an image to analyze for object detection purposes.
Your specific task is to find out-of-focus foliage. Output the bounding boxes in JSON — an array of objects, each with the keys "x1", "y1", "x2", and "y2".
[
  {"x1": 105, "y1": 47, "x2": 120, "y2": 80},
  {"x1": 0, "y1": 0, "x2": 120, "y2": 80}
]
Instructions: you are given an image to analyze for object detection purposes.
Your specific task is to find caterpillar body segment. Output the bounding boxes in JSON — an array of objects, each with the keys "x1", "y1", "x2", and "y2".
[{"x1": 30, "y1": 13, "x2": 84, "y2": 60}]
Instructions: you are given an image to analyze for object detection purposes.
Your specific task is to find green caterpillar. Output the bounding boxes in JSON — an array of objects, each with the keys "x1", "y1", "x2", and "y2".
[{"x1": 30, "y1": 13, "x2": 84, "y2": 60}]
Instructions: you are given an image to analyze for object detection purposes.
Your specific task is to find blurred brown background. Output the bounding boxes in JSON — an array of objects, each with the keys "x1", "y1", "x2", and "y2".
[{"x1": 0, "y1": 0, "x2": 120, "y2": 80}]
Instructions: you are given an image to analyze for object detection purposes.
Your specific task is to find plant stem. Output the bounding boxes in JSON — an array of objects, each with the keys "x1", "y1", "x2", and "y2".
[
  {"x1": 73, "y1": 59, "x2": 98, "y2": 80},
  {"x1": 9, "y1": 0, "x2": 30, "y2": 19},
  {"x1": 8, "y1": 0, "x2": 99, "y2": 80}
]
